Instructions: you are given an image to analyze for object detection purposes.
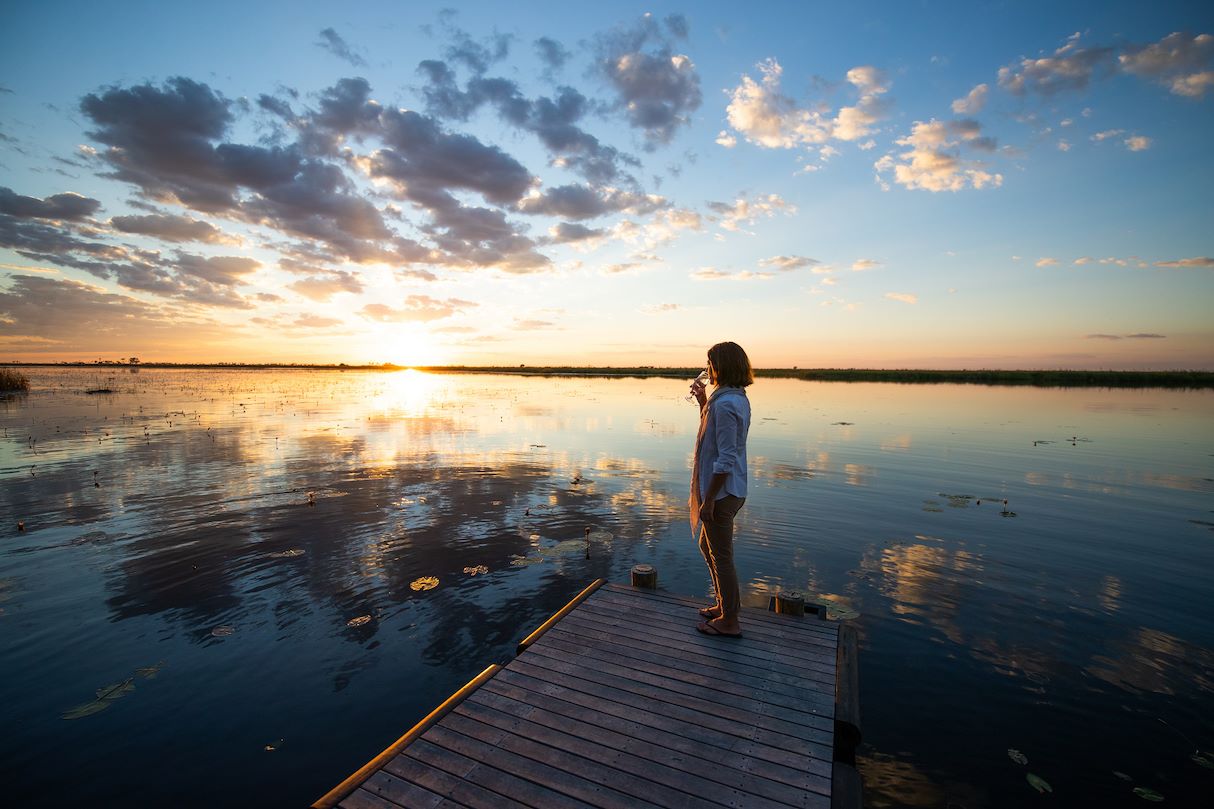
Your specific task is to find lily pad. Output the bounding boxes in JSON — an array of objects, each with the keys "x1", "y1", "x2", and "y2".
[
  {"x1": 587, "y1": 530, "x2": 613, "y2": 543},
  {"x1": 1113, "y1": 771, "x2": 1133, "y2": 781},
  {"x1": 264, "y1": 738, "x2": 284, "y2": 752},
  {"x1": 463, "y1": 565, "x2": 489, "y2": 576},
  {"x1": 410, "y1": 576, "x2": 439, "y2": 591},
  {"x1": 346, "y1": 615, "x2": 372, "y2": 627},
  {"x1": 537, "y1": 540, "x2": 585, "y2": 557},
  {"x1": 269, "y1": 548, "x2": 305, "y2": 558},
  {"x1": 1192, "y1": 752, "x2": 1214, "y2": 769},
  {"x1": 61, "y1": 678, "x2": 136, "y2": 720},
  {"x1": 509, "y1": 555, "x2": 544, "y2": 567},
  {"x1": 210, "y1": 625, "x2": 235, "y2": 637},
  {"x1": 1026, "y1": 773, "x2": 1052, "y2": 793},
  {"x1": 135, "y1": 661, "x2": 164, "y2": 679},
  {"x1": 1008, "y1": 748, "x2": 1028, "y2": 765},
  {"x1": 1132, "y1": 787, "x2": 1164, "y2": 802}
]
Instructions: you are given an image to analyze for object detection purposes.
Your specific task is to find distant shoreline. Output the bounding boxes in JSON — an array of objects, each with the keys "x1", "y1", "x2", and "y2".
[{"x1": 3, "y1": 362, "x2": 1212, "y2": 388}]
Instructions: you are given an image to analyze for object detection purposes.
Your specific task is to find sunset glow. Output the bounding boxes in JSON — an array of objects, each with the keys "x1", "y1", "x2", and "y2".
[{"x1": 1, "y1": 2, "x2": 1211, "y2": 368}]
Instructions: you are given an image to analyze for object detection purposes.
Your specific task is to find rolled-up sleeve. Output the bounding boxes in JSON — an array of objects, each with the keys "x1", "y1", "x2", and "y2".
[{"x1": 712, "y1": 401, "x2": 741, "y2": 475}]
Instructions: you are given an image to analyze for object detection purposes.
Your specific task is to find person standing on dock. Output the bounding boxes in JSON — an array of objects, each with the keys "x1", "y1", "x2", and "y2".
[{"x1": 689, "y1": 341, "x2": 753, "y2": 638}]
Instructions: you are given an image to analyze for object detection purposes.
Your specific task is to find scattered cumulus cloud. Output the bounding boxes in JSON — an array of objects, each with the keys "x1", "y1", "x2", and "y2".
[
  {"x1": 759, "y1": 255, "x2": 820, "y2": 271},
  {"x1": 1035, "y1": 257, "x2": 1059, "y2": 267},
  {"x1": 851, "y1": 258, "x2": 881, "y2": 271},
  {"x1": 1124, "y1": 135, "x2": 1152, "y2": 151},
  {"x1": 1154, "y1": 256, "x2": 1213, "y2": 268},
  {"x1": 951, "y1": 83, "x2": 989, "y2": 114},
  {"x1": 1119, "y1": 32, "x2": 1214, "y2": 97},
  {"x1": 706, "y1": 193, "x2": 793, "y2": 232},
  {"x1": 360, "y1": 295, "x2": 477, "y2": 322},
  {"x1": 884, "y1": 292, "x2": 917, "y2": 304},
  {"x1": 316, "y1": 28, "x2": 367, "y2": 68},
  {"x1": 874, "y1": 119, "x2": 1002, "y2": 192},
  {"x1": 715, "y1": 130, "x2": 737, "y2": 148}
]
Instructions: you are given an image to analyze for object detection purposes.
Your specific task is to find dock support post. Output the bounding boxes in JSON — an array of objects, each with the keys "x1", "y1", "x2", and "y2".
[
  {"x1": 630, "y1": 564, "x2": 657, "y2": 589},
  {"x1": 775, "y1": 590, "x2": 806, "y2": 616}
]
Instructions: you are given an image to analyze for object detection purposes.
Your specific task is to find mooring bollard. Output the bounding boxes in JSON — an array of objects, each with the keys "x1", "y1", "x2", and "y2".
[
  {"x1": 774, "y1": 590, "x2": 806, "y2": 617},
  {"x1": 631, "y1": 564, "x2": 657, "y2": 589}
]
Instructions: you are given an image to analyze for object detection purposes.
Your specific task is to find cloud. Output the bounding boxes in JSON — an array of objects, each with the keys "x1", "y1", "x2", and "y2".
[
  {"x1": 1119, "y1": 32, "x2": 1214, "y2": 97},
  {"x1": 594, "y1": 13, "x2": 702, "y2": 147},
  {"x1": 875, "y1": 119, "x2": 1003, "y2": 192},
  {"x1": 0, "y1": 274, "x2": 238, "y2": 353},
  {"x1": 316, "y1": 28, "x2": 367, "y2": 68},
  {"x1": 832, "y1": 66, "x2": 892, "y2": 142},
  {"x1": 1124, "y1": 135, "x2": 1152, "y2": 151},
  {"x1": 0, "y1": 187, "x2": 101, "y2": 221},
  {"x1": 759, "y1": 255, "x2": 820, "y2": 271},
  {"x1": 951, "y1": 83, "x2": 989, "y2": 114},
  {"x1": 1073, "y1": 256, "x2": 1094, "y2": 265},
  {"x1": 109, "y1": 213, "x2": 233, "y2": 244},
  {"x1": 1154, "y1": 256, "x2": 1213, "y2": 268},
  {"x1": 1035, "y1": 257, "x2": 1059, "y2": 267},
  {"x1": 288, "y1": 271, "x2": 364, "y2": 301},
  {"x1": 534, "y1": 37, "x2": 570, "y2": 74},
  {"x1": 1126, "y1": 333, "x2": 1166, "y2": 339},
  {"x1": 516, "y1": 184, "x2": 666, "y2": 220},
  {"x1": 1086, "y1": 333, "x2": 1122, "y2": 340},
  {"x1": 715, "y1": 130, "x2": 737, "y2": 148},
  {"x1": 997, "y1": 33, "x2": 1117, "y2": 96},
  {"x1": 513, "y1": 317, "x2": 559, "y2": 330},
  {"x1": 293, "y1": 314, "x2": 344, "y2": 329},
  {"x1": 1057, "y1": 139, "x2": 1071, "y2": 151},
  {"x1": 706, "y1": 193, "x2": 793, "y2": 232},
  {"x1": 359, "y1": 295, "x2": 476, "y2": 322},
  {"x1": 1091, "y1": 129, "x2": 1125, "y2": 142},
  {"x1": 613, "y1": 207, "x2": 702, "y2": 249},
  {"x1": 546, "y1": 222, "x2": 606, "y2": 244},
  {"x1": 884, "y1": 292, "x2": 917, "y2": 304},
  {"x1": 690, "y1": 268, "x2": 772, "y2": 281},
  {"x1": 851, "y1": 258, "x2": 881, "y2": 271},
  {"x1": 724, "y1": 59, "x2": 830, "y2": 149},
  {"x1": 642, "y1": 303, "x2": 679, "y2": 313}
]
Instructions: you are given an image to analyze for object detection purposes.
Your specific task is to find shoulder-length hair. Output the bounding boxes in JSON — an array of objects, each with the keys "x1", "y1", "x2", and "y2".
[{"x1": 708, "y1": 341, "x2": 754, "y2": 388}]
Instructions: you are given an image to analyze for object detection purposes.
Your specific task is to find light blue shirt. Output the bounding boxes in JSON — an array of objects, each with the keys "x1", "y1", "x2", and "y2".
[{"x1": 696, "y1": 387, "x2": 750, "y2": 502}]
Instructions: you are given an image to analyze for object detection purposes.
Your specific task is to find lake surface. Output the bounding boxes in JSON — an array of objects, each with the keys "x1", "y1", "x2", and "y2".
[{"x1": 1, "y1": 368, "x2": 1211, "y2": 808}]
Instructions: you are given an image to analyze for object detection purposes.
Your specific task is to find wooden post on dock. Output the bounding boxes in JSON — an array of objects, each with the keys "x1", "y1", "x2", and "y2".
[
  {"x1": 774, "y1": 590, "x2": 806, "y2": 617},
  {"x1": 630, "y1": 564, "x2": 657, "y2": 589}
]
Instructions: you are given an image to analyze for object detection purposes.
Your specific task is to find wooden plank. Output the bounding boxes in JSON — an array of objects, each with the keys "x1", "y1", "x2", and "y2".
[
  {"x1": 830, "y1": 762, "x2": 862, "y2": 809},
  {"x1": 537, "y1": 630, "x2": 836, "y2": 718},
  {"x1": 584, "y1": 592, "x2": 839, "y2": 659},
  {"x1": 557, "y1": 611, "x2": 837, "y2": 684},
  {"x1": 562, "y1": 604, "x2": 838, "y2": 674},
  {"x1": 338, "y1": 787, "x2": 409, "y2": 809},
  {"x1": 601, "y1": 584, "x2": 841, "y2": 639},
  {"x1": 467, "y1": 685, "x2": 831, "y2": 807},
  {"x1": 490, "y1": 668, "x2": 833, "y2": 778},
  {"x1": 513, "y1": 647, "x2": 835, "y2": 746},
  {"x1": 587, "y1": 592, "x2": 839, "y2": 659},
  {"x1": 388, "y1": 743, "x2": 596, "y2": 809},
  {"x1": 523, "y1": 641, "x2": 833, "y2": 733},
  {"x1": 422, "y1": 724, "x2": 640, "y2": 809},
  {"x1": 547, "y1": 618, "x2": 836, "y2": 698},
  {"x1": 440, "y1": 710, "x2": 731, "y2": 809},
  {"x1": 833, "y1": 624, "x2": 861, "y2": 766},
  {"x1": 356, "y1": 770, "x2": 460, "y2": 809}
]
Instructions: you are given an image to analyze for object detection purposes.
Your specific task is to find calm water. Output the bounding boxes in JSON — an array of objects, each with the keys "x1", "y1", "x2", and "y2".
[{"x1": 1, "y1": 369, "x2": 1211, "y2": 808}]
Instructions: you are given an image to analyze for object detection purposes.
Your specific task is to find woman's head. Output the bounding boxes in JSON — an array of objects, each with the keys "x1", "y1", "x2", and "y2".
[{"x1": 707, "y1": 341, "x2": 754, "y2": 388}]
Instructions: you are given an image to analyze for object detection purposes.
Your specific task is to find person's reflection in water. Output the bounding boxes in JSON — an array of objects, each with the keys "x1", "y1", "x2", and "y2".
[{"x1": 688, "y1": 341, "x2": 753, "y2": 639}]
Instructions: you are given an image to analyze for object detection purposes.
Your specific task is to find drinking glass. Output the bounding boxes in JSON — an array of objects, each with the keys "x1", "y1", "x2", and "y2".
[{"x1": 684, "y1": 369, "x2": 710, "y2": 401}]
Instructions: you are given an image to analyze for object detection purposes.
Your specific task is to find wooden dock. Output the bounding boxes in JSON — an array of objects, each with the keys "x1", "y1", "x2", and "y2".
[{"x1": 314, "y1": 579, "x2": 861, "y2": 809}]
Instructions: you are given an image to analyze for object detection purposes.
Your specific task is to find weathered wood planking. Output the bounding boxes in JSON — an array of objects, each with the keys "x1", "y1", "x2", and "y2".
[{"x1": 314, "y1": 579, "x2": 857, "y2": 809}]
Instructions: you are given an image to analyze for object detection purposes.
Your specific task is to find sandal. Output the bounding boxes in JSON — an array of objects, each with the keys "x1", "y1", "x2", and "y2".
[
  {"x1": 696, "y1": 621, "x2": 743, "y2": 639},
  {"x1": 698, "y1": 606, "x2": 721, "y2": 619}
]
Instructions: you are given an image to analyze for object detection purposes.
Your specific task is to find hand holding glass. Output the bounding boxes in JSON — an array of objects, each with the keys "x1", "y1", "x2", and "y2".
[{"x1": 685, "y1": 370, "x2": 710, "y2": 402}]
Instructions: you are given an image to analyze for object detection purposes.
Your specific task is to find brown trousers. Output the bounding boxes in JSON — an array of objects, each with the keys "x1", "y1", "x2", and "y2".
[{"x1": 697, "y1": 495, "x2": 746, "y2": 620}]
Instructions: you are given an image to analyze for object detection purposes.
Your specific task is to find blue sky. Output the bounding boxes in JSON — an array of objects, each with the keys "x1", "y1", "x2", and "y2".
[{"x1": 1, "y1": 0, "x2": 1211, "y2": 368}]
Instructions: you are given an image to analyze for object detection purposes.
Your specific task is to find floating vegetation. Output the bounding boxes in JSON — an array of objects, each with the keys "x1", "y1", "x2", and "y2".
[
  {"x1": 922, "y1": 499, "x2": 944, "y2": 513},
  {"x1": 1132, "y1": 787, "x2": 1164, "y2": 802},
  {"x1": 587, "y1": 529, "x2": 613, "y2": 543},
  {"x1": 346, "y1": 615, "x2": 372, "y2": 627},
  {"x1": 939, "y1": 493, "x2": 975, "y2": 508},
  {"x1": 1026, "y1": 773, "x2": 1052, "y2": 793},
  {"x1": 808, "y1": 595, "x2": 860, "y2": 620},
  {"x1": 509, "y1": 555, "x2": 544, "y2": 567},
  {"x1": 210, "y1": 625, "x2": 235, "y2": 637},
  {"x1": 264, "y1": 738, "x2": 284, "y2": 752},
  {"x1": 135, "y1": 661, "x2": 164, "y2": 679},
  {"x1": 409, "y1": 576, "x2": 439, "y2": 591},
  {"x1": 1032, "y1": 440, "x2": 1054, "y2": 446},
  {"x1": 463, "y1": 565, "x2": 489, "y2": 576},
  {"x1": 537, "y1": 539, "x2": 585, "y2": 557},
  {"x1": 84, "y1": 388, "x2": 115, "y2": 395},
  {"x1": 1113, "y1": 771, "x2": 1133, "y2": 781},
  {"x1": 832, "y1": 421, "x2": 854, "y2": 426},
  {"x1": 913, "y1": 534, "x2": 945, "y2": 543},
  {"x1": 268, "y1": 548, "x2": 305, "y2": 558},
  {"x1": 61, "y1": 678, "x2": 135, "y2": 720},
  {"x1": 1192, "y1": 751, "x2": 1214, "y2": 769},
  {"x1": 1008, "y1": 749, "x2": 1028, "y2": 765}
]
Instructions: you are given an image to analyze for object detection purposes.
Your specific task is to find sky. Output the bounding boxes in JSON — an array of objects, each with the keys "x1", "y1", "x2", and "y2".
[{"x1": 1, "y1": 0, "x2": 1212, "y2": 369}]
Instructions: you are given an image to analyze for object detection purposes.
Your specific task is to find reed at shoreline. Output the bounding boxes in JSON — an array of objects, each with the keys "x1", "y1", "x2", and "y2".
[{"x1": 4, "y1": 362, "x2": 1212, "y2": 388}]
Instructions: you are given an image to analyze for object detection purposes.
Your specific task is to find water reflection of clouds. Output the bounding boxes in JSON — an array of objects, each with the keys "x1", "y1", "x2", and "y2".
[{"x1": 1086, "y1": 626, "x2": 1214, "y2": 696}]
